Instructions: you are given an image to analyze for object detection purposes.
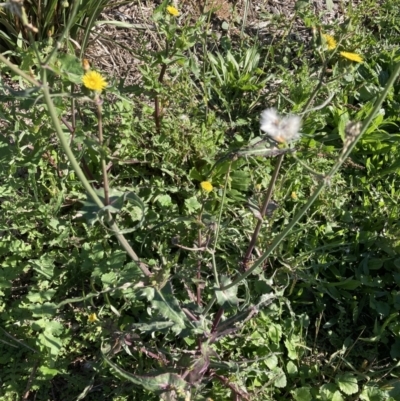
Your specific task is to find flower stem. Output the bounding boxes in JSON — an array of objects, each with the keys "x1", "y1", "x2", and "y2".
[
  {"x1": 96, "y1": 99, "x2": 110, "y2": 205},
  {"x1": 242, "y1": 153, "x2": 284, "y2": 270},
  {"x1": 221, "y1": 61, "x2": 400, "y2": 291}
]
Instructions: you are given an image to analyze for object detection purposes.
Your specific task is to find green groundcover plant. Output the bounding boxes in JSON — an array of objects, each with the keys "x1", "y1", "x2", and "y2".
[{"x1": 0, "y1": 0, "x2": 400, "y2": 400}]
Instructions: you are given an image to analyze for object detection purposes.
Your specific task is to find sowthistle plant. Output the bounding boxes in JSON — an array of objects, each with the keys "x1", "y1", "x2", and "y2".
[{"x1": 1, "y1": 1, "x2": 400, "y2": 400}]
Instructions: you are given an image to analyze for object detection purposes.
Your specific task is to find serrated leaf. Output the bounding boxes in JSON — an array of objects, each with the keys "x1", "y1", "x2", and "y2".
[
  {"x1": 332, "y1": 391, "x2": 345, "y2": 401},
  {"x1": 336, "y1": 373, "x2": 358, "y2": 395},
  {"x1": 151, "y1": 284, "x2": 189, "y2": 335},
  {"x1": 320, "y1": 383, "x2": 344, "y2": 401},
  {"x1": 102, "y1": 346, "x2": 188, "y2": 393},
  {"x1": 38, "y1": 332, "x2": 62, "y2": 357},
  {"x1": 30, "y1": 255, "x2": 55, "y2": 279},
  {"x1": 360, "y1": 386, "x2": 386, "y2": 401},
  {"x1": 215, "y1": 276, "x2": 240, "y2": 307},
  {"x1": 80, "y1": 189, "x2": 145, "y2": 232},
  {"x1": 101, "y1": 272, "x2": 117, "y2": 287},
  {"x1": 291, "y1": 386, "x2": 312, "y2": 401},
  {"x1": 272, "y1": 367, "x2": 287, "y2": 388},
  {"x1": 320, "y1": 383, "x2": 337, "y2": 399},
  {"x1": 26, "y1": 302, "x2": 58, "y2": 318},
  {"x1": 185, "y1": 196, "x2": 201, "y2": 213},
  {"x1": 58, "y1": 53, "x2": 84, "y2": 81},
  {"x1": 230, "y1": 170, "x2": 250, "y2": 191},
  {"x1": 156, "y1": 194, "x2": 172, "y2": 207}
]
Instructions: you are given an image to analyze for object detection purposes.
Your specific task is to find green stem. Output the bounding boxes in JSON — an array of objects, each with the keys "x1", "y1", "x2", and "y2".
[
  {"x1": 39, "y1": 70, "x2": 151, "y2": 276},
  {"x1": 0, "y1": 54, "x2": 40, "y2": 87},
  {"x1": 41, "y1": 72, "x2": 104, "y2": 209},
  {"x1": 220, "y1": 62, "x2": 400, "y2": 291},
  {"x1": 96, "y1": 100, "x2": 110, "y2": 205},
  {"x1": 242, "y1": 154, "x2": 283, "y2": 268},
  {"x1": 202, "y1": 294, "x2": 216, "y2": 316},
  {"x1": 43, "y1": 0, "x2": 80, "y2": 65},
  {"x1": 210, "y1": 161, "x2": 232, "y2": 289}
]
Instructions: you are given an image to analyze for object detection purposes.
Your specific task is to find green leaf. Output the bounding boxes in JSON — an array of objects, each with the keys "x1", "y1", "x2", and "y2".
[
  {"x1": 268, "y1": 323, "x2": 282, "y2": 344},
  {"x1": 338, "y1": 111, "x2": 350, "y2": 141},
  {"x1": 286, "y1": 361, "x2": 298, "y2": 376},
  {"x1": 390, "y1": 338, "x2": 400, "y2": 358},
  {"x1": 185, "y1": 196, "x2": 201, "y2": 213},
  {"x1": 360, "y1": 386, "x2": 386, "y2": 401},
  {"x1": 325, "y1": 0, "x2": 334, "y2": 11},
  {"x1": 39, "y1": 366, "x2": 60, "y2": 378},
  {"x1": 102, "y1": 345, "x2": 188, "y2": 393},
  {"x1": 58, "y1": 53, "x2": 84, "y2": 84},
  {"x1": 151, "y1": 284, "x2": 189, "y2": 335},
  {"x1": 272, "y1": 367, "x2": 287, "y2": 388},
  {"x1": 26, "y1": 302, "x2": 58, "y2": 318},
  {"x1": 336, "y1": 373, "x2": 358, "y2": 395},
  {"x1": 284, "y1": 338, "x2": 298, "y2": 360},
  {"x1": 215, "y1": 276, "x2": 240, "y2": 307},
  {"x1": 44, "y1": 320, "x2": 64, "y2": 336},
  {"x1": 291, "y1": 387, "x2": 312, "y2": 401},
  {"x1": 389, "y1": 380, "x2": 400, "y2": 399},
  {"x1": 30, "y1": 255, "x2": 55, "y2": 279},
  {"x1": 189, "y1": 167, "x2": 204, "y2": 182},
  {"x1": 156, "y1": 194, "x2": 172, "y2": 207},
  {"x1": 320, "y1": 383, "x2": 344, "y2": 401},
  {"x1": 332, "y1": 392, "x2": 345, "y2": 401},
  {"x1": 327, "y1": 279, "x2": 361, "y2": 290},
  {"x1": 230, "y1": 170, "x2": 250, "y2": 191},
  {"x1": 38, "y1": 332, "x2": 62, "y2": 357},
  {"x1": 101, "y1": 272, "x2": 117, "y2": 287},
  {"x1": 131, "y1": 321, "x2": 175, "y2": 333},
  {"x1": 265, "y1": 354, "x2": 278, "y2": 369},
  {"x1": 80, "y1": 188, "x2": 145, "y2": 232}
]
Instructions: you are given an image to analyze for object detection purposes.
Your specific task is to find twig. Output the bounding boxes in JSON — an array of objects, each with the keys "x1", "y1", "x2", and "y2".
[{"x1": 22, "y1": 360, "x2": 39, "y2": 401}]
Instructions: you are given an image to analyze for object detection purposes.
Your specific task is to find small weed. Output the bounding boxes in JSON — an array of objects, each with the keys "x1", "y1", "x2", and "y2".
[{"x1": 0, "y1": 1, "x2": 400, "y2": 400}]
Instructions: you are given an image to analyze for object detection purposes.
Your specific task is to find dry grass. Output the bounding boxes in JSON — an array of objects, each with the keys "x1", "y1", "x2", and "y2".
[{"x1": 85, "y1": 0, "x2": 365, "y2": 85}]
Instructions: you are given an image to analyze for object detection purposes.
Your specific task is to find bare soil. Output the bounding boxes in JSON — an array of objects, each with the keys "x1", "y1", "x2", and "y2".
[{"x1": 87, "y1": 0, "x2": 364, "y2": 83}]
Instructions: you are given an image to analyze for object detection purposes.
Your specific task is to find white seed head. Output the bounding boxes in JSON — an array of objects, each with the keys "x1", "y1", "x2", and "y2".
[{"x1": 260, "y1": 108, "x2": 301, "y2": 143}]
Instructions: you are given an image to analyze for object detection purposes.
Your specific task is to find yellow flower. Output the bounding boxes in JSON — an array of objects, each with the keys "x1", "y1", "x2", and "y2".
[
  {"x1": 82, "y1": 71, "x2": 107, "y2": 92},
  {"x1": 200, "y1": 181, "x2": 213, "y2": 193},
  {"x1": 340, "y1": 51, "x2": 363, "y2": 63},
  {"x1": 88, "y1": 313, "x2": 98, "y2": 323},
  {"x1": 167, "y1": 5, "x2": 179, "y2": 16},
  {"x1": 322, "y1": 34, "x2": 337, "y2": 50},
  {"x1": 291, "y1": 192, "x2": 298, "y2": 200}
]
